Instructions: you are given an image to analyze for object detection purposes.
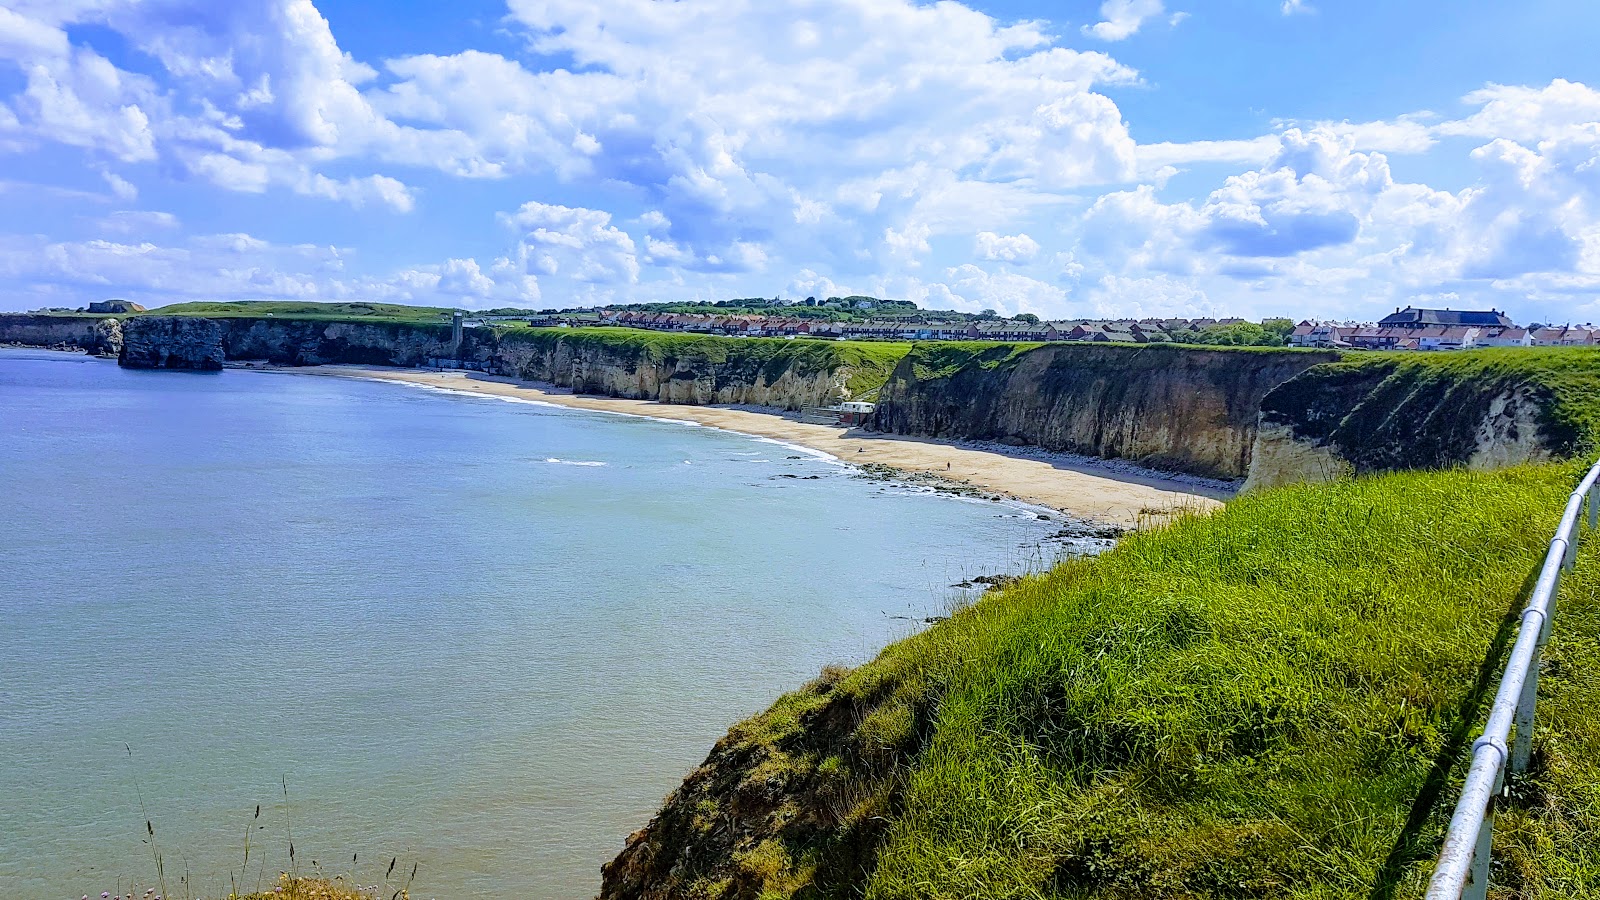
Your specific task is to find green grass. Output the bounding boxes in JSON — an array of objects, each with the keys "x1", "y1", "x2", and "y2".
[
  {"x1": 899, "y1": 340, "x2": 1330, "y2": 383},
  {"x1": 147, "y1": 301, "x2": 457, "y2": 324},
  {"x1": 643, "y1": 460, "x2": 1600, "y2": 899},
  {"x1": 1262, "y1": 347, "x2": 1600, "y2": 472},
  {"x1": 230, "y1": 875, "x2": 397, "y2": 899},
  {"x1": 497, "y1": 326, "x2": 912, "y2": 399}
]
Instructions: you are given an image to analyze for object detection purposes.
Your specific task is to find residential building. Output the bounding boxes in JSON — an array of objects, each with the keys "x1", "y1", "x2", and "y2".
[{"x1": 1378, "y1": 307, "x2": 1515, "y2": 329}]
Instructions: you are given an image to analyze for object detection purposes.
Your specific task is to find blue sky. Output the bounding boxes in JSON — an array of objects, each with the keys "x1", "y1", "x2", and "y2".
[{"x1": 3, "y1": 0, "x2": 1600, "y2": 323}]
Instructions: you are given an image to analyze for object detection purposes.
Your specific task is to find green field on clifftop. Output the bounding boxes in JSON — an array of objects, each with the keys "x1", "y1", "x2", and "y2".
[
  {"x1": 150, "y1": 300, "x2": 457, "y2": 323},
  {"x1": 621, "y1": 460, "x2": 1600, "y2": 899}
]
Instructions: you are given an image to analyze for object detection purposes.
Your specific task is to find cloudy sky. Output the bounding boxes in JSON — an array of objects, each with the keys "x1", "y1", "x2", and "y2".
[{"x1": 2, "y1": 0, "x2": 1599, "y2": 322}]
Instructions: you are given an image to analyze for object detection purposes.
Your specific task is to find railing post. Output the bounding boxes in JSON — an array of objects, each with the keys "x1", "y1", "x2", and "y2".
[
  {"x1": 1465, "y1": 806, "x2": 1494, "y2": 900},
  {"x1": 1510, "y1": 640, "x2": 1541, "y2": 774},
  {"x1": 1590, "y1": 483, "x2": 1599, "y2": 531}
]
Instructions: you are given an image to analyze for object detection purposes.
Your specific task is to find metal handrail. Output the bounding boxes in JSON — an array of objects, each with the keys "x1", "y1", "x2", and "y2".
[{"x1": 1426, "y1": 457, "x2": 1600, "y2": 899}]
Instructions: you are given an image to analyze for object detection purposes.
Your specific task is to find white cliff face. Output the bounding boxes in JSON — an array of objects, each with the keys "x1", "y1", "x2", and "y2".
[
  {"x1": 1240, "y1": 423, "x2": 1355, "y2": 493},
  {"x1": 494, "y1": 340, "x2": 858, "y2": 410},
  {"x1": 1467, "y1": 387, "x2": 1555, "y2": 471}
]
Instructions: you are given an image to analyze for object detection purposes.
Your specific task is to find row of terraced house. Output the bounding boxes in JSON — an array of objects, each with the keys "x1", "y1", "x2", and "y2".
[
  {"x1": 1290, "y1": 307, "x2": 1599, "y2": 351},
  {"x1": 597, "y1": 310, "x2": 1251, "y2": 343}
]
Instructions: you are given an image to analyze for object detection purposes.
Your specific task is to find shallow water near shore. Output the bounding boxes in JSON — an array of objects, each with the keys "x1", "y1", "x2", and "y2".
[{"x1": 0, "y1": 349, "x2": 1076, "y2": 899}]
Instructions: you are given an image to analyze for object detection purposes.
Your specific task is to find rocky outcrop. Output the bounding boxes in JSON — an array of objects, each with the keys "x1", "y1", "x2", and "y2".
[
  {"x1": 119, "y1": 316, "x2": 227, "y2": 370},
  {"x1": 871, "y1": 343, "x2": 1338, "y2": 480},
  {"x1": 1241, "y1": 355, "x2": 1576, "y2": 491},
  {"x1": 0, "y1": 314, "x2": 122, "y2": 356},
  {"x1": 494, "y1": 330, "x2": 876, "y2": 410},
  {"x1": 216, "y1": 318, "x2": 479, "y2": 366},
  {"x1": 113, "y1": 316, "x2": 490, "y2": 370}
]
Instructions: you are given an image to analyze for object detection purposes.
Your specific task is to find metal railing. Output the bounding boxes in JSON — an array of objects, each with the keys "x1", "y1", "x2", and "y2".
[{"x1": 1426, "y1": 457, "x2": 1600, "y2": 899}]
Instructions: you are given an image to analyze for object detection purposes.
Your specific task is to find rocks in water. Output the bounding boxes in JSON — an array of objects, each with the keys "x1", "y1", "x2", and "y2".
[
  {"x1": 853, "y1": 462, "x2": 1008, "y2": 503},
  {"x1": 1047, "y1": 520, "x2": 1129, "y2": 541},
  {"x1": 951, "y1": 573, "x2": 1023, "y2": 593},
  {"x1": 775, "y1": 474, "x2": 822, "y2": 480}
]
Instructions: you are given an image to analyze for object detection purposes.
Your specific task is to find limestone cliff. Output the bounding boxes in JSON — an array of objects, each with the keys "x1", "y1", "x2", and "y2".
[
  {"x1": 871, "y1": 342, "x2": 1338, "y2": 480},
  {"x1": 110, "y1": 315, "x2": 494, "y2": 370},
  {"x1": 119, "y1": 316, "x2": 227, "y2": 370},
  {"x1": 0, "y1": 314, "x2": 122, "y2": 356},
  {"x1": 217, "y1": 318, "x2": 483, "y2": 366},
  {"x1": 493, "y1": 329, "x2": 896, "y2": 411},
  {"x1": 1241, "y1": 350, "x2": 1597, "y2": 491}
]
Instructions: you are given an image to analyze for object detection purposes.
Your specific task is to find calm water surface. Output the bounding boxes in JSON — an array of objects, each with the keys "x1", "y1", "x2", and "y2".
[{"x1": 0, "y1": 349, "x2": 1071, "y2": 899}]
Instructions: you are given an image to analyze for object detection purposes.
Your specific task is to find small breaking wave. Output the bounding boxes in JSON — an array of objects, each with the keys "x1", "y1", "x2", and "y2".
[{"x1": 544, "y1": 457, "x2": 607, "y2": 467}]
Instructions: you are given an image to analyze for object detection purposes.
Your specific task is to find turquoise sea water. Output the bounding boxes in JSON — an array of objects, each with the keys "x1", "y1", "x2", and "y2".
[{"x1": 0, "y1": 349, "x2": 1073, "y2": 899}]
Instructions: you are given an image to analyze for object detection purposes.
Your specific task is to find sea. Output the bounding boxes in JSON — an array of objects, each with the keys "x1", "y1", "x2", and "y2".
[{"x1": 0, "y1": 348, "x2": 1079, "y2": 899}]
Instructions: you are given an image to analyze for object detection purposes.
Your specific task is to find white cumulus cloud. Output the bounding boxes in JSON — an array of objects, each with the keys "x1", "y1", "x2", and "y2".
[{"x1": 1084, "y1": 0, "x2": 1167, "y2": 41}]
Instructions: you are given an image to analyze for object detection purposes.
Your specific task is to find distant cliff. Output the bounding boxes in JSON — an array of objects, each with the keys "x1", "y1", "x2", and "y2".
[
  {"x1": 1242, "y1": 348, "x2": 1600, "y2": 491},
  {"x1": 871, "y1": 342, "x2": 1338, "y2": 480},
  {"x1": 494, "y1": 328, "x2": 905, "y2": 411},
  {"x1": 0, "y1": 314, "x2": 122, "y2": 356},
  {"x1": 0, "y1": 314, "x2": 899, "y2": 410},
  {"x1": 128, "y1": 310, "x2": 486, "y2": 361}
]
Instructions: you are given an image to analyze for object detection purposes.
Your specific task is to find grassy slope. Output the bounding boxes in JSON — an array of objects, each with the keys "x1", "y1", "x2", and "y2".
[
  {"x1": 668, "y1": 462, "x2": 1599, "y2": 899},
  {"x1": 498, "y1": 326, "x2": 912, "y2": 398},
  {"x1": 899, "y1": 340, "x2": 1326, "y2": 381},
  {"x1": 1261, "y1": 347, "x2": 1600, "y2": 469}
]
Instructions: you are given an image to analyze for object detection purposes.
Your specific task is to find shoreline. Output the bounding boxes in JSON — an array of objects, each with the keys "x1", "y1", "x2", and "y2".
[{"x1": 279, "y1": 364, "x2": 1227, "y2": 527}]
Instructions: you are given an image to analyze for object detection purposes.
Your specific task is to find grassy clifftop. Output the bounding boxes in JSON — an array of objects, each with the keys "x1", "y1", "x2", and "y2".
[
  {"x1": 603, "y1": 460, "x2": 1600, "y2": 899},
  {"x1": 899, "y1": 340, "x2": 1320, "y2": 381},
  {"x1": 150, "y1": 301, "x2": 457, "y2": 324}
]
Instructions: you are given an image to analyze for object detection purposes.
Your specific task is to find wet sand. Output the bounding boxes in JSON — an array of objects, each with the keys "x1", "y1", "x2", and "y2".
[{"x1": 288, "y1": 365, "x2": 1228, "y2": 527}]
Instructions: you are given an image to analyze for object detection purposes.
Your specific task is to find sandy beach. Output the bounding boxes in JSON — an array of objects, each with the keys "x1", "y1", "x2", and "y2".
[{"x1": 288, "y1": 365, "x2": 1228, "y2": 527}]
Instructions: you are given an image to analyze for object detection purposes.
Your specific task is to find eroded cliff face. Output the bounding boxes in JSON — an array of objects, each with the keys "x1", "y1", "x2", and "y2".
[
  {"x1": 871, "y1": 343, "x2": 1338, "y2": 480},
  {"x1": 0, "y1": 315, "x2": 122, "y2": 356},
  {"x1": 111, "y1": 316, "x2": 494, "y2": 370},
  {"x1": 495, "y1": 332, "x2": 861, "y2": 410},
  {"x1": 85, "y1": 316, "x2": 864, "y2": 409},
  {"x1": 1242, "y1": 357, "x2": 1568, "y2": 492},
  {"x1": 218, "y1": 318, "x2": 480, "y2": 366},
  {"x1": 119, "y1": 316, "x2": 227, "y2": 370}
]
